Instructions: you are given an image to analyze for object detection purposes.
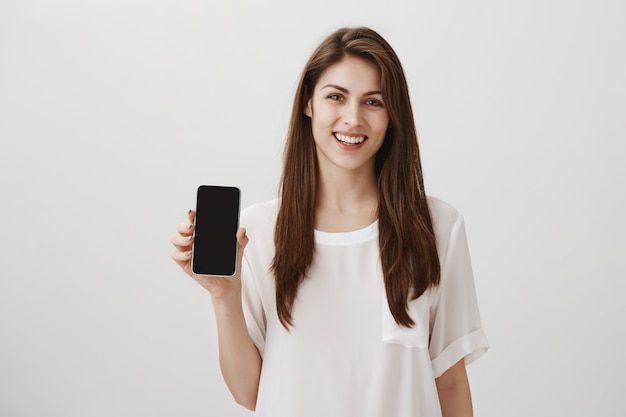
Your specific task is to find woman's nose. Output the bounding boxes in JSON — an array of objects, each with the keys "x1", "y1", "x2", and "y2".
[{"x1": 342, "y1": 101, "x2": 364, "y2": 126}]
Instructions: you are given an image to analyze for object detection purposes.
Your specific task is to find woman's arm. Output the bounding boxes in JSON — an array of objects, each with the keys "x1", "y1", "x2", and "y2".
[
  {"x1": 171, "y1": 212, "x2": 262, "y2": 410},
  {"x1": 435, "y1": 359, "x2": 473, "y2": 417},
  {"x1": 211, "y1": 287, "x2": 262, "y2": 410}
]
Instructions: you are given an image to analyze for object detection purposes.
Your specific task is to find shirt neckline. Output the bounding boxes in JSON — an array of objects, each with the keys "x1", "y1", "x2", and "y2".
[{"x1": 314, "y1": 220, "x2": 379, "y2": 245}]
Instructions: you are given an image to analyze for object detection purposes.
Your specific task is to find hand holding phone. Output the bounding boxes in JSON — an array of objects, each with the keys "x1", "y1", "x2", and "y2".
[{"x1": 192, "y1": 185, "x2": 241, "y2": 276}]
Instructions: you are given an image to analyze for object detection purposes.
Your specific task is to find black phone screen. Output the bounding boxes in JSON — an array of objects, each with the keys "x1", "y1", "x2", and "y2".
[{"x1": 192, "y1": 185, "x2": 241, "y2": 276}]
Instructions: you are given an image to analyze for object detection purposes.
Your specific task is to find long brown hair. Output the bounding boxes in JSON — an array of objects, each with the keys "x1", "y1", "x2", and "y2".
[{"x1": 271, "y1": 27, "x2": 440, "y2": 328}]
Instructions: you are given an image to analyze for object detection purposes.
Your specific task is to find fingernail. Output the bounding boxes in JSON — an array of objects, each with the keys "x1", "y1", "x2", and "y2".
[
  {"x1": 185, "y1": 236, "x2": 192, "y2": 242},
  {"x1": 185, "y1": 251, "x2": 191, "y2": 257},
  {"x1": 187, "y1": 224, "x2": 192, "y2": 229}
]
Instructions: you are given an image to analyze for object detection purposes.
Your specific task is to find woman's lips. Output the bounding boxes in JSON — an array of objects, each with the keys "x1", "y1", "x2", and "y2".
[{"x1": 334, "y1": 132, "x2": 367, "y2": 145}]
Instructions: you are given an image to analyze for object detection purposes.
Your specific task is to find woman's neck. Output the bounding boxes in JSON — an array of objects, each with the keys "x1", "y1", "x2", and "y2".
[{"x1": 314, "y1": 166, "x2": 378, "y2": 233}]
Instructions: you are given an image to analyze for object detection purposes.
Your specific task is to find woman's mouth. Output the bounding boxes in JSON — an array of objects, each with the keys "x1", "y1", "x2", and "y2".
[{"x1": 334, "y1": 132, "x2": 367, "y2": 145}]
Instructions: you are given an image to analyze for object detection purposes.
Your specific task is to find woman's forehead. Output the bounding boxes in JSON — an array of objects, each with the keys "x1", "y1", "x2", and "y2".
[{"x1": 315, "y1": 56, "x2": 382, "y2": 94}]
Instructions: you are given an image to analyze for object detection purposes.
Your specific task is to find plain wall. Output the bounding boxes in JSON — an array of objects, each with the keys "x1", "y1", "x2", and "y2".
[{"x1": 1, "y1": 0, "x2": 624, "y2": 416}]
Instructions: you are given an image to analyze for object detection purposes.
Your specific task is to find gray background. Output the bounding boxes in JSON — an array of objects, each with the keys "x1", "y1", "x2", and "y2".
[{"x1": 1, "y1": 0, "x2": 624, "y2": 416}]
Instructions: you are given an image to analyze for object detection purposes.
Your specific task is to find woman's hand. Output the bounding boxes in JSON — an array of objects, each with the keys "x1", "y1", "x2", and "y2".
[{"x1": 171, "y1": 209, "x2": 249, "y2": 301}]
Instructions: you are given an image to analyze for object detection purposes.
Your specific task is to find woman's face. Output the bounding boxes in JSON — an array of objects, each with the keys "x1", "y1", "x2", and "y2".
[{"x1": 305, "y1": 56, "x2": 389, "y2": 176}]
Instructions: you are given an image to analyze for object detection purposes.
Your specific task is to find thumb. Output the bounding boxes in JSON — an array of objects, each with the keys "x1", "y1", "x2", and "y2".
[{"x1": 235, "y1": 227, "x2": 249, "y2": 274}]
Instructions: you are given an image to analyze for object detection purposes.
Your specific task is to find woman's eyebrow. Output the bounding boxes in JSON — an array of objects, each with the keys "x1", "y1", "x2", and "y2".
[{"x1": 321, "y1": 84, "x2": 382, "y2": 96}]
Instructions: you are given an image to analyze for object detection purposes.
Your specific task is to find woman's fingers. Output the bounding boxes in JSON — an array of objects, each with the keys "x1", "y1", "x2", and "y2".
[
  {"x1": 171, "y1": 232, "x2": 193, "y2": 250},
  {"x1": 177, "y1": 221, "x2": 194, "y2": 237},
  {"x1": 171, "y1": 209, "x2": 195, "y2": 270},
  {"x1": 171, "y1": 248, "x2": 192, "y2": 263}
]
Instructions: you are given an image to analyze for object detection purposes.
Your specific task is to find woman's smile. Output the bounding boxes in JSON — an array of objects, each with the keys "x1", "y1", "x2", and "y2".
[{"x1": 334, "y1": 132, "x2": 367, "y2": 146}]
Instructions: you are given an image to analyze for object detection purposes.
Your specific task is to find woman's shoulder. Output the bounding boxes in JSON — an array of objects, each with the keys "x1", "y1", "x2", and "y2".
[
  {"x1": 426, "y1": 195, "x2": 465, "y2": 244},
  {"x1": 240, "y1": 198, "x2": 280, "y2": 229},
  {"x1": 427, "y1": 195, "x2": 462, "y2": 222}
]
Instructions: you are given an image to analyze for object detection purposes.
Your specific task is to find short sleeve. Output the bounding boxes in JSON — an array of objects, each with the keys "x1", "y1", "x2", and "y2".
[
  {"x1": 240, "y1": 255, "x2": 267, "y2": 357},
  {"x1": 429, "y1": 214, "x2": 488, "y2": 378}
]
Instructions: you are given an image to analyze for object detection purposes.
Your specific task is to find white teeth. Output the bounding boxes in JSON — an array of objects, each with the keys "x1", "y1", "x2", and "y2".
[{"x1": 335, "y1": 133, "x2": 366, "y2": 144}]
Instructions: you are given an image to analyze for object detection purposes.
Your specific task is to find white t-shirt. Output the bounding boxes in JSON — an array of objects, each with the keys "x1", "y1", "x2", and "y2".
[{"x1": 239, "y1": 196, "x2": 488, "y2": 417}]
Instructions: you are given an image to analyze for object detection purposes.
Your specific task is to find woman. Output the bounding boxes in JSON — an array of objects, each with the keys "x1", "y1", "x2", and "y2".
[{"x1": 171, "y1": 26, "x2": 488, "y2": 417}]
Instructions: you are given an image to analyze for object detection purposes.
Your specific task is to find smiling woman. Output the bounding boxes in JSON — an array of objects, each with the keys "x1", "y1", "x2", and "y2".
[
  {"x1": 171, "y1": 26, "x2": 488, "y2": 417},
  {"x1": 304, "y1": 56, "x2": 389, "y2": 176}
]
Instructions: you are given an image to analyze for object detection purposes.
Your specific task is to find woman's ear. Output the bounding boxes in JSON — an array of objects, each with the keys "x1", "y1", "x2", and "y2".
[{"x1": 304, "y1": 98, "x2": 312, "y2": 118}]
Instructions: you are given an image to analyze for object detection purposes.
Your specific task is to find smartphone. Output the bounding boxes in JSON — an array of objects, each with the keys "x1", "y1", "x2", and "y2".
[{"x1": 192, "y1": 185, "x2": 241, "y2": 276}]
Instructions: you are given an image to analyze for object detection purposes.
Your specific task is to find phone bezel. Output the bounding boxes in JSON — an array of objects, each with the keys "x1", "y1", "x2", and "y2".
[{"x1": 191, "y1": 185, "x2": 241, "y2": 277}]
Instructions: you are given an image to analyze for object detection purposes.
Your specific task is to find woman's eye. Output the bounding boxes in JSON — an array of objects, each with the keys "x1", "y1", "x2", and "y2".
[
  {"x1": 327, "y1": 94, "x2": 343, "y2": 101},
  {"x1": 365, "y1": 99, "x2": 383, "y2": 107}
]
